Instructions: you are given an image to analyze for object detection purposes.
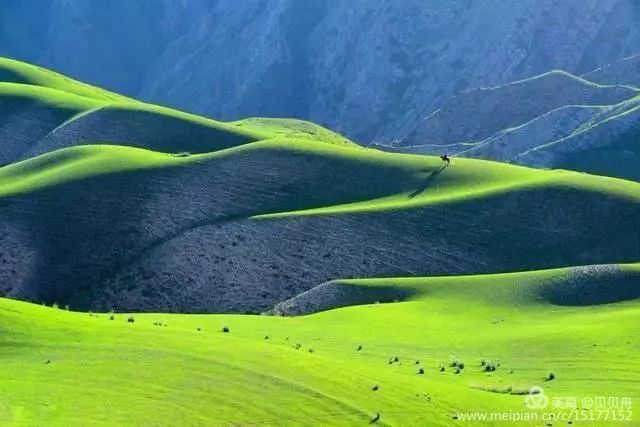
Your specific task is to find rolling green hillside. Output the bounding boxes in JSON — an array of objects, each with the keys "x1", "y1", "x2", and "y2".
[
  {"x1": 1, "y1": 140, "x2": 639, "y2": 313},
  {"x1": 0, "y1": 57, "x2": 131, "y2": 102},
  {"x1": 0, "y1": 58, "x2": 638, "y2": 425},
  {"x1": 1, "y1": 264, "x2": 638, "y2": 425},
  {"x1": 0, "y1": 57, "x2": 354, "y2": 165},
  {"x1": 0, "y1": 58, "x2": 639, "y2": 314}
]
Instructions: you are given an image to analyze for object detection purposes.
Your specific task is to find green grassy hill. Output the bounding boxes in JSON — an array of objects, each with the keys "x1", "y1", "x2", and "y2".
[
  {"x1": 2, "y1": 140, "x2": 639, "y2": 313},
  {"x1": 0, "y1": 57, "x2": 131, "y2": 102},
  {"x1": 0, "y1": 58, "x2": 638, "y2": 425},
  {"x1": 0, "y1": 58, "x2": 639, "y2": 315},
  {"x1": 0, "y1": 57, "x2": 353, "y2": 165},
  {"x1": 1, "y1": 264, "x2": 637, "y2": 425}
]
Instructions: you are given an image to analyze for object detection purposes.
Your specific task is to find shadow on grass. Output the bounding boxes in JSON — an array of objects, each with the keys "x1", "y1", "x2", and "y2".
[{"x1": 408, "y1": 163, "x2": 448, "y2": 199}]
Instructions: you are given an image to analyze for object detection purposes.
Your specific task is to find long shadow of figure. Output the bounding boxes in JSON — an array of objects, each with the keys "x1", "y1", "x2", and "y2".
[{"x1": 408, "y1": 163, "x2": 449, "y2": 199}]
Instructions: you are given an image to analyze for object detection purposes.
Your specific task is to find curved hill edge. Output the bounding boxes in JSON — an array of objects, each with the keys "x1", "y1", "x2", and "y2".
[
  {"x1": 0, "y1": 82, "x2": 108, "y2": 110},
  {"x1": 4, "y1": 141, "x2": 640, "y2": 216},
  {"x1": 0, "y1": 58, "x2": 356, "y2": 164},
  {"x1": 272, "y1": 263, "x2": 640, "y2": 316},
  {"x1": 482, "y1": 69, "x2": 640, "y2": 93},
  {"x1": 18, "y1": 103, "x2": 262, "y2": 160},
  {"x1": 0, "y1": 92, "x2": 355, "y2": 163},
  {"x1": 0, "y1": 56, "x2": 132, "y2": 102},
  {"x1": 2, "y1": 145, "x2": 639, "y2": 312},
  {"x1": 2, "y1": 141, "x2": 383, "y2": 198},
  {"x1": 254, "y1": 169, "x2": 640, "y2": 219}
]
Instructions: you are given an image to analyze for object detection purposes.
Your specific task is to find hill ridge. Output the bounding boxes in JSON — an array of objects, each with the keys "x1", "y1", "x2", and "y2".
[
  {"x1": 0, "y1": 59, "x2": 639, "y2": 314},
  {"x1": 0, "y1": 57, "x2": 355, "y2": 166},
  {"x1": 2, "y1": 142, "x2": 639, "y2": 313},
  {"x1": 273, "y1": 263, "x2": 640, "y2": 315},
  {"x1": 478, "y1": 69, "x2": 639, "y2": 93}
]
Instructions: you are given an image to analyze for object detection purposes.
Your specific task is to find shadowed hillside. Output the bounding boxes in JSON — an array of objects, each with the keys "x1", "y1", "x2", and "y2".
[
  {"x1": 1, "y1": 59, "x2": 639, "y2": 314},
  {"x1": 2, "y1": 140, "x2": 640, "y2": 313}
]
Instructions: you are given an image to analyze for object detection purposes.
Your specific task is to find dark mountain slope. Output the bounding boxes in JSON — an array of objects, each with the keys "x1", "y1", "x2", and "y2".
[
  {"x1": 582, "y1": 53, "x2": 640, "y2": 87},
  {"x1": 399, "y1": 71, "x2": 637, "y2": 147},
  {"x1": 388, "y1": 71, "x2": 640, "y2": 181},
  {"x1": 554, "y1": 124, "x2": 640, "y2": 181}
]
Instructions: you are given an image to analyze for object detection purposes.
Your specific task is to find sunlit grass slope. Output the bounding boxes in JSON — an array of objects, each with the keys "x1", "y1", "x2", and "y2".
[
  {"x1": 2, "y1": 140, "x2": 638, "y2": 212},
  {"x1": 231, "y1": 117, "x2": 354, "y2": 147},
  {"x1": 1, "y1": 141, "x2": 639, "y2": 314},
  {"x1": 0, "y1": 57, "x2": 355, "y2": 165},
  {"x1": 0, "y1": 140, "x2": 537, "y2": 198},
  {"x1": 5, "y1": 139, "x2": 640, "y2": 221},
  {"x1": 0, "y1": 265, "x2": 638, "y2": 425},
  {"x1": 0, "y1": 82, "x2": 106, "y2": 111},
  {"x1": 0, "y1": 58, "x2": 638, "y2": 426},
  {"x1": 0, "y1": 57, "x2": 131, "y2": 102}
]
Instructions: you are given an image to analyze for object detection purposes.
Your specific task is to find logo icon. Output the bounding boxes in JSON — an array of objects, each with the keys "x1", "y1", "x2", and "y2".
[{"x1": 524, "y1": 386, "x2": 548, "y2": 409}]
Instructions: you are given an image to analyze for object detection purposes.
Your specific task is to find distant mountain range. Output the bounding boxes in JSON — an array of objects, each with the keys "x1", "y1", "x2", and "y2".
[{"x1": 2, "y1": 0, "x2": 639, "y2": 147}]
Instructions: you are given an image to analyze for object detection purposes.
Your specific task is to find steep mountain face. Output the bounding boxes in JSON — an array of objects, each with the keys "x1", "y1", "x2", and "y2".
[
  {"x1": 384, "y1": 70, "x2": 640, "y2": 181},
  {"x1": 2, "y1": 0, "x2": 639, "y2": 144},
  {"x1": 397, "y1": 71, "x2": 637, "y2": 148},
  {"x1": 0, "y1": 0, "x2": 166, "y2": 98},
  {"x1": 583, "y1": 53, "x2": 640, "y2": 87}
]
